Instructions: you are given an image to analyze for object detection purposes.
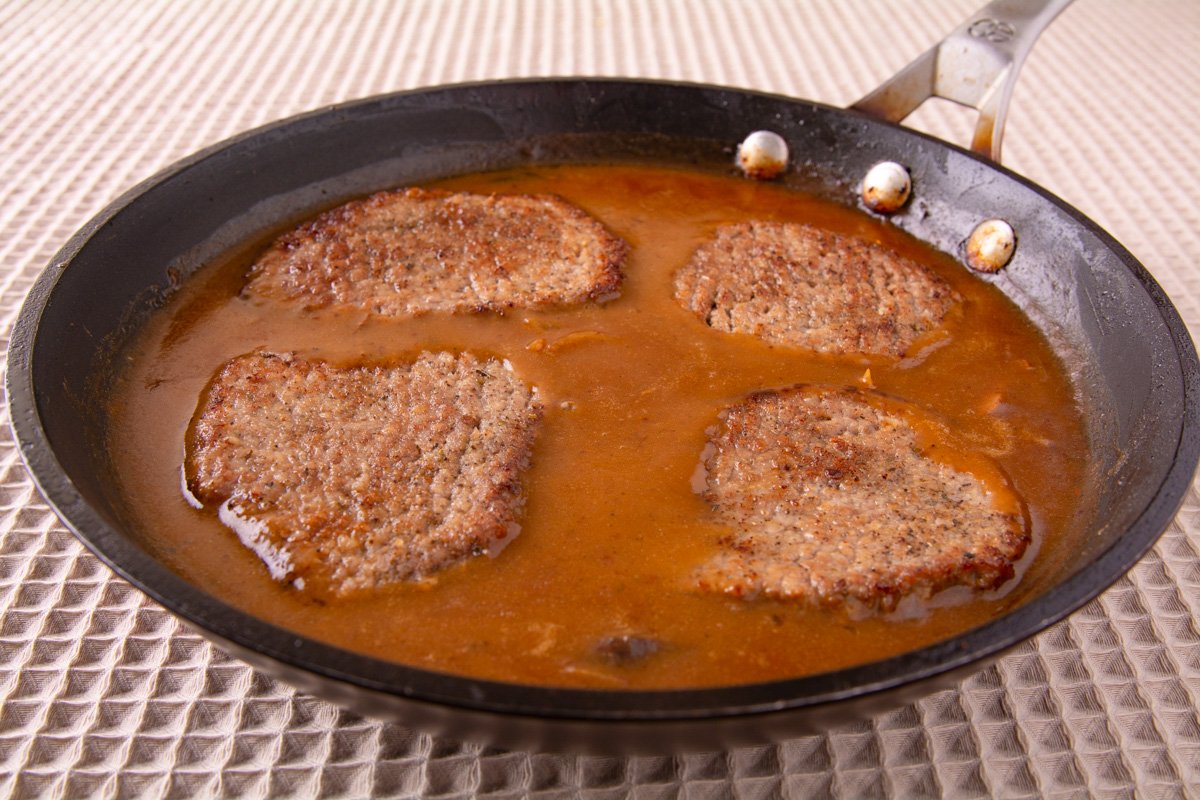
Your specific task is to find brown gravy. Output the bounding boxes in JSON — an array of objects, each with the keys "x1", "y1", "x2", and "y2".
[{"x1": 107, "y1": 164, "x2": 1088, "y2": 689}]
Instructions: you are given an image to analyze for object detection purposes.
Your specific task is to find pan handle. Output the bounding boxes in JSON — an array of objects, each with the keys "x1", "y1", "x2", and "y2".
[{"x1": 850, "y1": 0, "x2": 1072, "y2": 162}]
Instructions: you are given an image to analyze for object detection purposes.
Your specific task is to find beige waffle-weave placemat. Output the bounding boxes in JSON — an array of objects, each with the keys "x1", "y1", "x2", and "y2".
[{"x1": 3, "y1": 1, "x2": 1199, "y2": 797}]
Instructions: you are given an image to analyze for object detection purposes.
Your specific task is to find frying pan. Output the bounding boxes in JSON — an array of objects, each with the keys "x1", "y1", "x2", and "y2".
[{"x1": 7, "y1": 0, "x2": 1199, "y2": 753}]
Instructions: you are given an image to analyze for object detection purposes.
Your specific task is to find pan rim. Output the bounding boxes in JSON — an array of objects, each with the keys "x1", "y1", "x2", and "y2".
[{"x1": 7, "y1": 77, "x2": 1199, "y2": 723}]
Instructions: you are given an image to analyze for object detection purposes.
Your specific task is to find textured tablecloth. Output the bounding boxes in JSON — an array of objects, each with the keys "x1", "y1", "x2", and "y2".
[{"x1": 3, "y1": 1, "x2": 1199, "y2": 797}]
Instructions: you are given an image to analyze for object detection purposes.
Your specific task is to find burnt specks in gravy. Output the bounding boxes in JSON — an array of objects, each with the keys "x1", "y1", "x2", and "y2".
[
  {"x1": 244, "y1": 188, "x2": 627, "y2": 316},
  {"x1": 673, "y1": 222, "x2": 959, "y2": 357},
  {"x1": 186, "y1": 351, "x2": 543, "y2": 596},
  {"x1": 695, "y1": 385, "x2": 1029, "y2": 612}
]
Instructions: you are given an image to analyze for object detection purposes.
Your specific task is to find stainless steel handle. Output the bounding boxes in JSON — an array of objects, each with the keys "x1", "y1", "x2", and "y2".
[{"x1": 850, "y1": 0, "x2": 1073, "y2": 162}]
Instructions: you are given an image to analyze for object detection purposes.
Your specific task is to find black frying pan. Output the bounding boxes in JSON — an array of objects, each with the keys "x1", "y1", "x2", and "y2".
[{"x1": 7, "y1": 3, "x2": 1199, "y2": 754}]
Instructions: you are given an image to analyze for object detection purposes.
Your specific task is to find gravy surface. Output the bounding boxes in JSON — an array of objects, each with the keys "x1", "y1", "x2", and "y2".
[{"x1": 107, "y1": 164, "x2": 1088, "y2": 688}]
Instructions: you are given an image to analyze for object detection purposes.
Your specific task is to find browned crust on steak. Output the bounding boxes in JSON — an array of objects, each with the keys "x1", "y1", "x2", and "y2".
[
  {"x1": 674, "y1": 222, "x2": 959, "y2": 356},
  {"x1": 186, "y1": 351, "x2": 543, "y2": 595},
  {"x1": 695, "y1": 385, "x2": 1029, "y2": 611},
  {"x1": 244, "y1": 188, "x2": 627, "y2": 315}
]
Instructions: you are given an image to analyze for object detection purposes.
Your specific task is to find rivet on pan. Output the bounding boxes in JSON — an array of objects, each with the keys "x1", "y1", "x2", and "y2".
[
  {"x1": 737, "y1": 131, "x2": 788, "y2": 180},
  {"x1": 861, "y1": 161, "x2": 911, "y2": 213},
  {"x1": 966, "y1": 219, "x2": 1016, "y2": 273}
]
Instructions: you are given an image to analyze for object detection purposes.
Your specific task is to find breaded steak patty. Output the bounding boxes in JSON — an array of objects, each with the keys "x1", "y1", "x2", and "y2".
[
  {"x1": 674, "y1": 222, "x2": 959, "y2": 356},
  {"x1": 244, "y1": 188, "x2": 626, "y2": 315},
  {"x1": 186, "y1": 351, "x2": 543, "y2": 595},
  {"x1": 695, "y1": 385, "x2": 1028, "y2": 611}
]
